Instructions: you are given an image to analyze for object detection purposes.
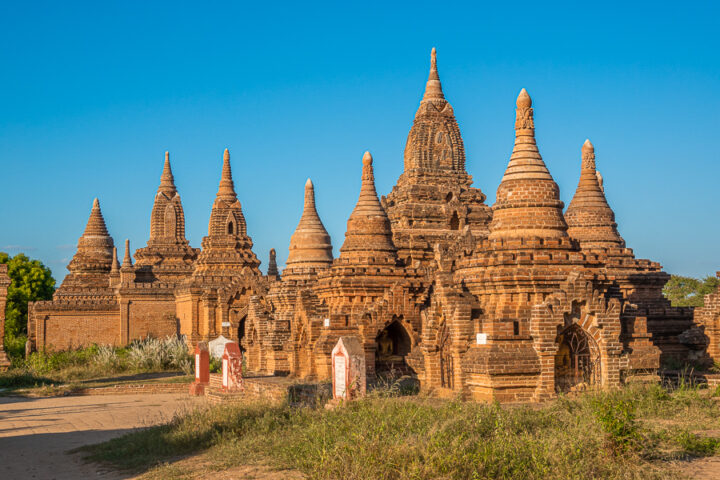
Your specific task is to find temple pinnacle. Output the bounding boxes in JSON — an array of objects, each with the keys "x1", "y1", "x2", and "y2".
[
  {"x1": 286, "y1": 177, "x2": 333, "y2": 269},
  {"x1": 516, "y1": 88, "x2": 532, "y2": 109},
  {"x1": 122, "y1": 239, "x2": 133, "y2": 268},
  {"x1": 83, "y1": 198, "x2": 110, "y2": 237},
  {"x1": 216, "y1": 148, "x2": 237, "y2": 200},
  {"x1": 159, "y1": 150, "x2": 176, "y2": 194},
  {"x1": 566, "y1": 139, "x2": 624, "y2": 249},
  {"x1": 422, "y1": 47, "x2": 445, "y2": 101},
  {"x1": 110, "y1": 247, "x2": 120, "y2": 273},
  {"x1": 340, "y1": 151, "x2": 396, "y2": 261}
]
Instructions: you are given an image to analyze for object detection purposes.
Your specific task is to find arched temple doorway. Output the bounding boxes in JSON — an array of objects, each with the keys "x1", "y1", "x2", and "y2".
[
  {"x1": 375, "y1": 319, "x2": 414, "y2": 378},
  {"x1": 237, "y1": 314, "x2": 247, "y2": 355},
  {"x1": 554, "y1": 324, "x2": 600, "y2": 392}
]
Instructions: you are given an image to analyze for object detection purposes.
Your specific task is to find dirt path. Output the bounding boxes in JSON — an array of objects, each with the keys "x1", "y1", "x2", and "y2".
[{"x1": 0, "y1": 393, "x2": 199, "y2": 479}]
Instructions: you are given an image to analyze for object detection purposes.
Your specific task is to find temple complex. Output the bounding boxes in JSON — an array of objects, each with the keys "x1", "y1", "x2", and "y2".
[{"x1": 27, "y1": 49, "x2": 711, "y2": 401}]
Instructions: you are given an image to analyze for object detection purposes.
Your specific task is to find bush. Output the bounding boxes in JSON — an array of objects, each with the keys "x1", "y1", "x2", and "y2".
[
  {"x1": 676, "y1": 431, "x2": 720, "y2": 456},
  {"x1": 591, "y1": 394, "x2": 641, "y2": 453}
]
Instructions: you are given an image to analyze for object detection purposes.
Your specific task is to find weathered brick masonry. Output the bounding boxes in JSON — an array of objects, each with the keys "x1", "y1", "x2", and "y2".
[{"x1": 27, "y1": 49, "x2": 709, "y2": 402}]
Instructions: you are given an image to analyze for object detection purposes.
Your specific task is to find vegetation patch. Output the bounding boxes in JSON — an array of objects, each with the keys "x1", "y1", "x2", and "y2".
[
  {"x1": 0, "y1": 336, "x2": 194, "y2": 393},
  {"x1": 83, "y1": 383, "x2": 720, "y2": 479}
]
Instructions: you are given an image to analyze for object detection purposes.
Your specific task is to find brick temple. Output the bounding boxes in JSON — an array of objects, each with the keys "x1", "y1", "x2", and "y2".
[{"x1": 28, "y1": 49, "x2": 714, "y2": 401}]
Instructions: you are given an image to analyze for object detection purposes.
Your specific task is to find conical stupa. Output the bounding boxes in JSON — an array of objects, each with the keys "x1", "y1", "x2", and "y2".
[
  {"x1": 58, "y1": 198, "x2": 116, "y2": 293},
  {"x1": 286, "y1": 179, "x2": 333, "y2": 270},
  {"x1": 340, "y1": 152, "x2": 397, "y2": 264},
  {"x1": 489, "y1": 89, "x2": 568, "y2": 240},
  {"x1": 565, "y1": 140, "x2": 625, "y2": 249}
]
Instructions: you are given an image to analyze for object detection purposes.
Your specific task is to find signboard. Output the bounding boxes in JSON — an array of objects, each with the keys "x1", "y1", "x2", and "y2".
[{"x1": 476, "y1": 333, "x2": 487, "y2": 345}]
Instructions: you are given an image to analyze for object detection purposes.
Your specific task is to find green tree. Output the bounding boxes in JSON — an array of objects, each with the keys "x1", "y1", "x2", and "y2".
[
  {"x1": 663, "y1": 274, "x2": 720, "y2": 307},
  {"x1": 0, "y1": 252, "x2": 55, "y2": 358}
]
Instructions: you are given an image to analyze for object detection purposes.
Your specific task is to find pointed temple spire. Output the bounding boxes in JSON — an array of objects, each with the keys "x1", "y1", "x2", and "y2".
[
  {"x1": 286, "y1": 178, "x2": 333, "y2": 269},
  {"x1": 83, "y1": 198, "x2": 111, "y2": 238},
  {"x1": 216, "y1": 148, "x2": 237, "y2": 201},
  {"x1": 489, "y1": 89, "x2": 568, "y2": 240},
  {"x1": 110, "y1": 247, "x2": 120, "y2": 273},
  {"x1": 401, "y1": 48, "x2": 468, "y2": 176},
  {"x1": 62, "y1": 198, "x2": 115, "y2": 291},
  {"x1": 565, "y1": 139, "x2": 625, "y2": 249},
  {"x1": 267, "y1": 248, "x2": 279, "y2": 278},
  {"x1": 121, "y1": 239, "x2": 133, "y2": 268},
  {"x1": 340, "y1": 152, "x2": 397, "y2": 262},
  {"x1": 158, "y1": 151, "x2": 177, "y2": 196},
  {"x1": 422, "y1": 47, "x2": 445, "y2": 102}
]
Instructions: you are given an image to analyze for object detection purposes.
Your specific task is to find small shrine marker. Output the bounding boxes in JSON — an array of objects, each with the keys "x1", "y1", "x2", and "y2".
[
  {"x1": 189, "y1": 341, "x2": 210, "y2": 396},
  {"x1": 222, "y1": 341, "x2": 243, "y2": 392},
  {"x1": 331, "y1": 336, "x2": 366, "y2": 401}
]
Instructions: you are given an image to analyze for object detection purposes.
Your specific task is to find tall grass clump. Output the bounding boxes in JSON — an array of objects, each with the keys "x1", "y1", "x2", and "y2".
[
  {"x1": 127, "y1": 336, "x2": 192, "y2": 374},
  {"x1": 0, "y1": 335, "x2": 193, "y2": 389}
]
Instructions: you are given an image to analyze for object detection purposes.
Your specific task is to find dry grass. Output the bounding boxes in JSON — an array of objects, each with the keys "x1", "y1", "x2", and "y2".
[{"x1": 82, "y1": 382, "x2": 720, "y2": 479}]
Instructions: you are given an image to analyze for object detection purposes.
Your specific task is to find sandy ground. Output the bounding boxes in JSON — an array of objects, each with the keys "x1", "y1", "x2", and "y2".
[{"x1": 0, "y1": 393, "x2": 198, "y2": 479}]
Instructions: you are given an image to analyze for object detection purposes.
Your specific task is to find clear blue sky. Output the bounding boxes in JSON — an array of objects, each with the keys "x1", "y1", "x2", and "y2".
[{"x1": 1, "y1": 1, "x2": 718, "y2": 282}]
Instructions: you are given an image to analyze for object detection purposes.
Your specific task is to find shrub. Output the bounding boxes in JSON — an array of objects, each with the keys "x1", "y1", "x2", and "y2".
[
  {"x1": 676, "y1": 431, "x2": 720, "y2": 456},
  {"x1": 591, "y1": 394, "x2": 641, "y2": 453}
]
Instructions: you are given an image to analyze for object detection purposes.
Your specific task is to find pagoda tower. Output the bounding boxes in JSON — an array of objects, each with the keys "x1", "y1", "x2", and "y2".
[
  {"x1": 452, "y1": 90, "x2": 624, "y2": 402},
  {"x1": 134, "y1": 151, "x2": 199, "y2": 283},
  {"x1": 383, "y1": 48, "x2": 491, "y2": 267},
  {"x1": 565, "y1": 140, "x2": 625, "y2": 249},
  {"x1": 56, "y1": 198, "x2": 116, "y2": 295},
  {"x1": 176, "y1": 148, "x2": 262, "y2": 345},
  {"x1": 260, "y1": 178, "x2": 335, "y2": 377},
  {"x1": 189, "y1": 148, "x2": 261, "y2": 279},
  {"x1": 284, "y1": 178, "x2": 333, "y2": 276},
  {"x1": 313, "y1": 152, "x2": 423, "y2": 380}
]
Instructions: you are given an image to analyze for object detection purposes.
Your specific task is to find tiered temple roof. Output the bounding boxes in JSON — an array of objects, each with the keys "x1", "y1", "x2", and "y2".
[
  {"x1": 57, "y1": 198, "x2": 115, "y2": 295},
  {"x1": 185, "y1": 148, "x2": 260, "y2": 283},
  {"x1": 134, "y1": 151, "x2": 198, "y2": 283}
]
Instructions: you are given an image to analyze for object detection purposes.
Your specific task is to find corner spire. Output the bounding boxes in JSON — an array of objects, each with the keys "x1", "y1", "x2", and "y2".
[
  {"x1": 216, "y1": 148, "x2": 237, "y2": 201},
  {"x1": 121, "y1": 239, "x2": 133, "y2": 268},
  {"x1": 422, "y1": 47, "x2": 445, "y2": 102},
  {"x1": 286, "y1": 178, "x2": 333, "y2": 269},
  {"x1": 340, "y1": 151, "x2": 397, "y2": 262},
  {"x1": 158, "y1": 151, "x2": 177, "y2": 195},
  {"x1": 566, "y1": 139, "x2": 625, "y2": 249},
  {"x1": 110, "y1": 247, "x2": 120, "y2": 273},
  {"x1": 267, "y1": 248, "x2": 279, "y2": 278}
]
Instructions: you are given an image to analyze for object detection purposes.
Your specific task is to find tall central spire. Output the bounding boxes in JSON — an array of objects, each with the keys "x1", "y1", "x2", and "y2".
[
  {"x1": 422, "y1": 47, "x2": 445, "y2": 102},
  {"x1": 216, "y1": 148, "x2": 237, "y2": 201}
]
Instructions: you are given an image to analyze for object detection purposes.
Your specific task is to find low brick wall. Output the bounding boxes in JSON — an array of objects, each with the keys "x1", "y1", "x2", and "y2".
[
  {"x1": 71, "y1": 382, "x2": 190, "y2": 396},
  {"x1": 205, "y1": 373, "x2": 331, "y2": 406}
]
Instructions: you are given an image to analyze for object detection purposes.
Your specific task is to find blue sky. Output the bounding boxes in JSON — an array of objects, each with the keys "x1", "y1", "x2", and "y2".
[{"x1": 0, "y1": 1, "x2": 718, "y2": 282}]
